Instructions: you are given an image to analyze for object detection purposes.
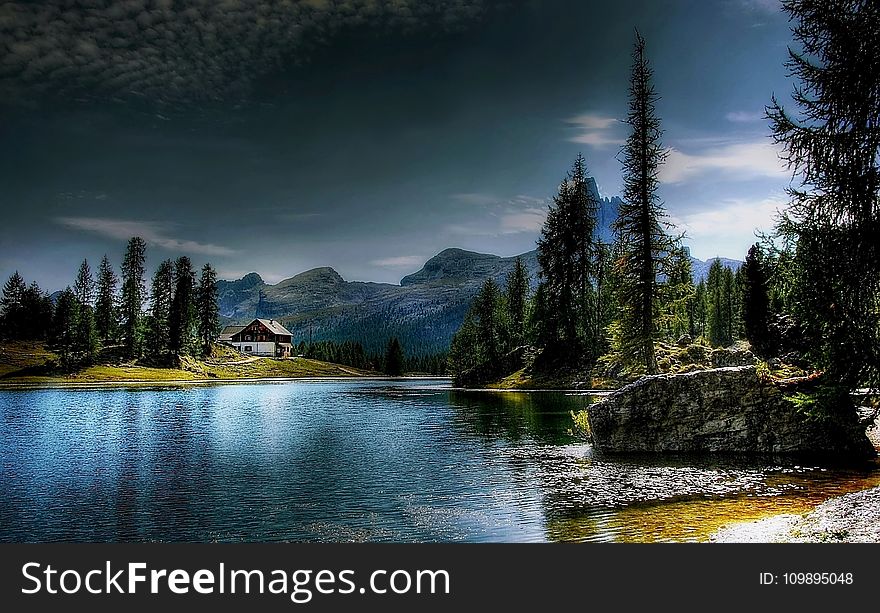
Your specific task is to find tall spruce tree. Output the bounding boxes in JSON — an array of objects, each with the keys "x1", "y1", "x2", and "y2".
[
  {"x1": 706, "y1": 259, "x2": 728, "y2": 347},
  {"x1": 768, "y1": 0, "x2": 880, "y2": 390},
  {"x1": 95, "y1": 255, "x2": 118, "y2": 343},
  {"x1": 197, "y1": 263, "x2": 220, "y2": 357},
  {"x1": 147, "y1": 259, "x2": 175, "y2": 362},
  {"x1": 0, "y1": 271, "x2": 27, "y2": 340},
  {"x1": 73, "y1": 259, "x2": 98, "y2": 363},
  {"x1": 120, "y1": 237, "x2": 147, "y2": 359},
  {"x1": 662, "y1": 246, "x2": 695, "y2": 340},
  {"x1": 612, "y1": 32, "x2": 673, "y2": 374},
  {"x1": 742, "y1": 244, "x2": 774, "y2": 357},
  {"x1": 504, "y1": 257, "x2": 530, "y2": 347},
  {"x1": 536, "y1": 154, "x2": 600, "y2": 364},
  {"x1": 169, "y1": 256, "x2": 196, "y2": 356},
  {"x1": 50, "y1": 288, "x2": 78, "y2": 371}
]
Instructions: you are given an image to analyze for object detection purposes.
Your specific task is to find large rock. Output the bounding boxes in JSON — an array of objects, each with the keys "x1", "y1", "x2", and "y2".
[{"x1": 587, "y1": 366, "x2": 874, "y2": 457}]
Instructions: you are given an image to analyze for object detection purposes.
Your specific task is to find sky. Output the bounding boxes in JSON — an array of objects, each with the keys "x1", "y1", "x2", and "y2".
[{"x1": 0, "y1": 0, "x2": 797, "y2": 290}]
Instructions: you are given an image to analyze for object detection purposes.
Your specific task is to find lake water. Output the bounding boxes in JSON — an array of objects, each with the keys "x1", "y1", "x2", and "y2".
[{"x1": 1, "y1": 379, "x2": 878, "y2": 543}]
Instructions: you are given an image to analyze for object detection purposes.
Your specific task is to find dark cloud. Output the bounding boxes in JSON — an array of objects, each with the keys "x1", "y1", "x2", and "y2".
[{"x1": 0, "y1": 0, "x2": 494, "y2": 106}]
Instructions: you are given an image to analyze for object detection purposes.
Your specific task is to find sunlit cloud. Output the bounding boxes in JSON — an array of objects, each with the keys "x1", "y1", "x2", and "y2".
[
  {"x1": 55, "y1": 216, "x2": 236, "y2": 256},
  {"x1": 725, "y1": 110, "x2": 765, "y2": 123},
  {"x1": 660, "y1": 140, "x2": 787, "y2": 184},
  {"x1": 672, "y1": 195, "x2": 785, "y2": 259}
]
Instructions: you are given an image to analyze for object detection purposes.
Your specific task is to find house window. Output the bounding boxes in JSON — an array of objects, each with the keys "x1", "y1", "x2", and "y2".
[{"x1": 244, "y1": 346, "x2": 253, "y2": 352}]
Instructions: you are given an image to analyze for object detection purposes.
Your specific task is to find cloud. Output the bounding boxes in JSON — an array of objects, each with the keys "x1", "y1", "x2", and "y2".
[
  {"x1": 447, "y1": 194, "x2": 547, "y2": 236},
  {"x1": 0, "y1": 0, "x2": 495, "y2": 106},
  {"x1": 55, "y1": 216, "x2": 236, "y2": 256},
  {"x1": 565, "y1": 113, "x2": 624, "y2": 148},
  {"x1": 672, "y1": 196, "x2": 784, "y2": 258},
  {"x1": 660, "y1": 140, "x2": 787, "y2": 184},
  {"x1": 725, "y1": 110, "x2": 765, "y2": 123},
  {"x1": 370, "y1": 255, "x2": 425, "y2": 269}
]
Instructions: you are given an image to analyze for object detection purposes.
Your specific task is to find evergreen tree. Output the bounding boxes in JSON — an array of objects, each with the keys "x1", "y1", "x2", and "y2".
[
  {"x1": 768, "y1": 0, "x2": 880, "y2": 389},
  {"x1": 120, "y1": 237, "x2": 147, "y2": 359},
  {"x1": 661, "y1": 246, "x2": 695, "y2": 340},
  {"x1": 691, "y1": 279, "x2": 708, "y2": 339},
  {"x1": 197, "y1": 263, "x2": 220, "y2": 357},
  {"x1": 536, "y1": 154, "x2": 600, "y2": 364},
  {"x1": 147, "y1": 259, "x2": 175, "y2": 362},
  {"x1": 72, "y1": 259, "x2": 98, "y2": 363},
  {"x1": 474, "y1": 277, "x2": 505, "y2": 366},
  {"x1": 21, "y1": 282, "x2": 52, "y2": 340},
  {"x1": 50, "y1": 288, "x2": 77, "y2": 371},
  {"x1": 504, "y1": 257, "x2": 530, "y2": 347},
  {"x1": 0, "y1": 272, "x2": 27, "y2": 340},
  {"x1": 612, "y1": 32, "x2": 673, "y2": 374},
  {"x1": 742, "y1": 244, "x2": 774, "y2": 357},
  {"x1": 383, "y1": 337, "x2": 405, "y2": 376},
  {"x1": 169, "y1": 256, "x2": 196, "y2": 356},
  {"x1": 95, "y1": 255, "x2": 118, "y2": 343},
  {"x1": 706, "y1": 259, "x2": 728, "y2": 347},
  {"x1": 593, "y1": 239, "x2": 616, "y2": 356}
]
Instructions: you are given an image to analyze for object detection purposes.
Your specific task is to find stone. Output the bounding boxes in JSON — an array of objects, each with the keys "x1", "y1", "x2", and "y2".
[
  {"x1": 676, "y1": 334, "x2": 693, "y2": 348},
  {"x1": 586, "y1": 366, "x2": 875, "y2": 457},
  {"x1": 710, "y1": 347, "x2": 756, "y2": 368}
]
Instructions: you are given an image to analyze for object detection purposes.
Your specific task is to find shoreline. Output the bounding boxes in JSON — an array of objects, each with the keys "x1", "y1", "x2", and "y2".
[
  {"x1": 711, "y1": 485, "x2": 880, "y2": 543},
  {"x1": 0, "y1": 375, "x2": 453, "y2": 390}
]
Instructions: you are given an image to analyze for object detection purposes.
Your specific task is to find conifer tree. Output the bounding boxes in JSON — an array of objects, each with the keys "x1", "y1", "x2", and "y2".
[
  {"x1": 742, "y1": 244, "x2": 774, "y2": 357},
  {"x1": 120, "y1": 237, "x2": 147, "y2": 359},
  {"x1": 612, "y1": 32, "x2": 673, "y2": 374},
  {"x1": 50, "y1": 288, "x2": 77, "y2": 370},
  {"x1": 536, "y1": 154, "x2": 600, "y2": 364},
  {"x1": 169, "y1": 256, "x2": 196, "y2": 356},
  {"x1": 73, "y1": 259, "x2": 98, "y2": 363},
  {"x1": 147, "y1": 259, "x2": 175, "y2": 362},
  {"x1": 95, "y1": 255, "x2": 118, "y2": 343},
  {"x1": 0, "y1": 272, "x2": 27, "y2": 340},
  {"x1": 504, "y1": 257, "x2": 530, "y2": 347},
  {"x1": 197, "y1": 263, "x2": 220, "y2": 357},
  {"x1": 768, "y1": 0, "x2": 880, "y2": 389}
]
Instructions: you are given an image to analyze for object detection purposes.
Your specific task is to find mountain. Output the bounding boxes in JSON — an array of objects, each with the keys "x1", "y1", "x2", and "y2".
[
  {"x1": 217, "y1": 249, "x2": 540, "y2": 357},
  {"x1": 688, "y1": 254, "x2": 742, "y2": 282}
]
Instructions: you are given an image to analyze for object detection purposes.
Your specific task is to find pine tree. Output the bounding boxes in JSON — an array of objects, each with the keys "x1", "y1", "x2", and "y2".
[
  {"x1": 536, "y1": 154, "x2": 600, "y2": 364},
  {"x1": 612, "y1": 31, "x2": 673, "y2": 374},
  {"x1": 73, "y1": 259, "x2": 98, "y2": 363},
  {"x1": 50, "y1": 288, "x2": 78, "y2": 371},
  {"x1": 0, "y1": 272, "x2": 27, "y2": 340},
  {"x1": 706, "y1": 259, "x2": 728, "y2": 347},
  {"x1": 169, "y1": 256, "x2": 196, "y2": 356},
  {"x1": 383, "y1": 337, "x2": 405, "y2": 376},
  {"x1": 147, "y1": 259, "x2": 175, "y2": 362},
  {"x1": 767, "y1": 0, "x2": 880, "y2": 390},
  {"x1": 120, "y1": 237, "x2": 147, "y2": 359},
  {"x1": 21, "y1": 282, "x2": 52, "y2": 340},
  {"x1": 661, "y1": 246, "x2": 695, "y2": 340},
  {"x1": 742, "y1": 244, "x2": 774, "y2": 357},
  {"x1": 504, "y1": 257, "x2": 530, "y2": 348},
  {"x1": 197, "y1": 263, "x2": 220, "y2": 357},
  {"x1": 474, "y1": 277, "x2": 505, "y2": 366},
  {"x1": 691, "y1": 279, "x2": 708, "y2": 339},
  {"x1": 95, "y1": 255, "x2": 118, "y2": 343}
]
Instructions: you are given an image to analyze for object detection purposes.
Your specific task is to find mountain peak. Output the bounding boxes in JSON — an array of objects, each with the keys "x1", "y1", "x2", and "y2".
[
  {"x1": 401, "y1": 248, "x2": 501, "y2": 286},
  {"x1": 281, "y1": 266, "x2": 344, "y2": 286}
]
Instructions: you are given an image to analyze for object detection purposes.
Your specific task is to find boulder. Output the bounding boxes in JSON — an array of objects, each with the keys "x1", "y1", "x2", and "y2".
[{"x1": 587, "y1": 366, "x2": 874, "y2": 457}]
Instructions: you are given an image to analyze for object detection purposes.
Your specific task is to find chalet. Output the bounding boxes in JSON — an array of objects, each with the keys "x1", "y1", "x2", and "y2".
[{"x1": 220, "y1": 319, "x2": 294, "y2": 358}]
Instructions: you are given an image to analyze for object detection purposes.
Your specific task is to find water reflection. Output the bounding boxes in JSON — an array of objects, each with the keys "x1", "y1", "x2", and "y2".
[{"x1": 0, "y1": 381, "x2": 877, "y2": 542}]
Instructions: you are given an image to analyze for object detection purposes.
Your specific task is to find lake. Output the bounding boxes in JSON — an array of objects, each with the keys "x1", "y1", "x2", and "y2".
[{"x1": 1, "y1": 379, "x2": 878, "y2": 542}]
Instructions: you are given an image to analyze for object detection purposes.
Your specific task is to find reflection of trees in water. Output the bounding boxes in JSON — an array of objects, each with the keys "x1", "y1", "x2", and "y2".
[{"x1": 447, "y1": 390, "x2": 589, "y2": 446}]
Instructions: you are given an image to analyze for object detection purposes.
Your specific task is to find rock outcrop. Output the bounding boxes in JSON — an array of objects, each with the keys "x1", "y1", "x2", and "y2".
[{"x1": 587, "y1": 366, "x2": 874, "y2": 457}]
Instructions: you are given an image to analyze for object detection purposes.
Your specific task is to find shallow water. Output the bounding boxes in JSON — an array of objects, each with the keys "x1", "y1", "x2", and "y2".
[{"x1": 0, "y1": 379, "x2": 877, "y2": 542}]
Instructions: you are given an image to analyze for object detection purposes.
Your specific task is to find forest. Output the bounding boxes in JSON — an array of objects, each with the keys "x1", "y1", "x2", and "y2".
[{"x1": 451, "y1": 1, "x2": 880, "y2": 410}]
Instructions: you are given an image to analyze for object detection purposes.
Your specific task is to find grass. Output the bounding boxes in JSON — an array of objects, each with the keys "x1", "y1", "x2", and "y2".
[{"x1": 0, "y1": 341, "x2": 376, "y2": 385}]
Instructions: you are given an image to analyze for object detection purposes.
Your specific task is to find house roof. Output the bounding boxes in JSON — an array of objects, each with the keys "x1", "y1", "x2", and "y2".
[
  {"x1": 219, "y1": 325, "x2": 246, "y2": 341},
  {"x1": 255, "y1": 318, "x2": 293, "y2": 336}
]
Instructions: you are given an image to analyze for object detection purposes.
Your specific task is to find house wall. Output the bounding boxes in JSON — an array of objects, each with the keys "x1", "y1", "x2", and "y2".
[{"x1": 230, "y1": 342, "x2": 278, "y2": 356}]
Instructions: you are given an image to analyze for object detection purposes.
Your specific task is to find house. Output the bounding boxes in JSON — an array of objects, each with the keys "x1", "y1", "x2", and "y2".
[{"x1": 220, "y1": 319, "x2": 294, "y2": 358}]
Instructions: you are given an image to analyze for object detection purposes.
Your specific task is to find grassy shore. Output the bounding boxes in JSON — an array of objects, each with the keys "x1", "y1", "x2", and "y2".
[{"x1": 0, "y1": 341, "x2": 375, "y2": 385}]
